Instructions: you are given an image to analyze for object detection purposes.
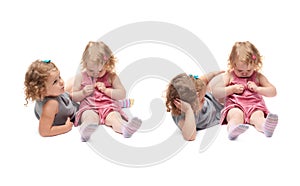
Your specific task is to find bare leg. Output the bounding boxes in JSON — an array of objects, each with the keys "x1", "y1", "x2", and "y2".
[
  {"x1": 105, "y1": 111, "x2": 123, "y2": 133},
  {"x1": 226, "y1": 108, "x2": 244, "y2": 130},
  {"x1": 105, "y1": 111, "x2": 142, "y2": 138},
  {"x1": 249, "y1": 110, "x2": 265, "y2": 132},
  {"x1": 227, "y1": 108, "x2": 248, "y2": 140},
  {"x1": 80, "y1": 110, "x2": 99, "y2": 142}
]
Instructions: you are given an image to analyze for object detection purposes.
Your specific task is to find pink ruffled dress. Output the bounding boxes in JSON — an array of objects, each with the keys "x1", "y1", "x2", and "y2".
[
  {"x1": 74, "y1": 71, "x2": 128, "y2": 126},
  {"x1": 220, "y1": 71, "x2": 269, "y2": 124}
]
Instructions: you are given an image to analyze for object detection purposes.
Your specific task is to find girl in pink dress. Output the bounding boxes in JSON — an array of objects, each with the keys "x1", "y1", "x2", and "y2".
[
  {"x1": 71, "y1": 41, "x2": 142, "y2": 142},
  {"x1": 213, "y1": 41, "x2": 278, "y2": 140}
]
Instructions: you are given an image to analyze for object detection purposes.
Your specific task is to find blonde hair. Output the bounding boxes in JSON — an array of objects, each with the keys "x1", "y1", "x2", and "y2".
[
  {"x1": 81, "y1": 41, "x2": 117, "y2": 74},
  {"x1": 228, "y1": 41, "x2": 263, "y2": 71},
  {"x1": 165, "y1": 73, "x2": 206, "y2": 116},
  {"x1": 24, "y1": 60, "x2": 59, "y2": 105}
]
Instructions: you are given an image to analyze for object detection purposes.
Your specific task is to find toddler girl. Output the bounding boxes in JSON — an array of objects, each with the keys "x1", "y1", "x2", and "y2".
[
  {"x1": 24, "y1": 60, "x2": 78, "y2": 137},
  {"x1": 165, "y1": 71, "x2": 224, "y2": 141},
  {"x1": 213, "y1": 41, "x2": 278, "y2": 140},
  {"x1": 71, "y1": 41, "x2": 142, "y2": 142}
]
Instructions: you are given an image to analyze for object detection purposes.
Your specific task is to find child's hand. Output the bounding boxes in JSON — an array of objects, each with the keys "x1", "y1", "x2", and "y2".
[
  {"x1": 247, "y1": 81, "x2": 258, "y2": 92},
  {"x1": 95, "y1": 82, "x2": 106, "y2": 92},
  {"x1": 232, "y1": 84, "x2": 245, "y2": 94},
  {"x1": 82, "y1": 85, "x2": 94, "y2": 96},
  {"x1": 174, "y1": 98, "x2": 192, "y2": 113},
  {"x1": 65, "y1": 117, "x2": 73, "y2": 132}
]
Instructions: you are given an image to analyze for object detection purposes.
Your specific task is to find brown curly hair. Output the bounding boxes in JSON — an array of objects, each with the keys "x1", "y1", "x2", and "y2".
[
  {"x1": 81, "y1": 41, "x2": 117, "y2": 77},
  {"x1": 165, "y1": 73, "x2": 206, "y2": 116},
  {"x1": 228, "y1": 41, "x2": 263, "y2": 71},
  {"x1": 24, "y1": 60, "x2": 58, "y2": 105}
]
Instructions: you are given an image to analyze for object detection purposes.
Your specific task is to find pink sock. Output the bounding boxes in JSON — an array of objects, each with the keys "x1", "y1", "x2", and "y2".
[
  {"x1": 122, "y1": 117, "x2": 142, "y2": 138},
  {"x1": 228, "y1": 124, "x2": 249, "y2": 140},
  {"x1": 263, "y1": 113, "x2": 278, "y2": 137}
]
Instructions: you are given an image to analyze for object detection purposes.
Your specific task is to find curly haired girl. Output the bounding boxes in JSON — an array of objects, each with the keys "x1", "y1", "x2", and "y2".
[
  {"x1": 165, "y1": 71, "x2": 224, "y2": 141},
  {"x1": 213, "y1": 41, "x2": 278, "y2": 140},
  {"x1": 71, "y1": 41, "x2": 142, "y2": 141},
  {"x1": 24, "y1": 60, "x2": 78, "y2": 137}
]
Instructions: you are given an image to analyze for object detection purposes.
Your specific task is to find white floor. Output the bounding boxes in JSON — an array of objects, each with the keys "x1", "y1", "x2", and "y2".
[{"x1": 1, "y1": 0, "x2": 299, "y2": 186}]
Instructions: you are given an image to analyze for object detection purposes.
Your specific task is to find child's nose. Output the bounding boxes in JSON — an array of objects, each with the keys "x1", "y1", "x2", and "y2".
[{"x1": 60, "y1": 79, "x2": 64, "y2": 85}]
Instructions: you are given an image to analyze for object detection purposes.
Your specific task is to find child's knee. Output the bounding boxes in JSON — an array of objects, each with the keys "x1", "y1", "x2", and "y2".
[
  {"x1": 249, "y1": 110, "x2": 265, "y2": 124},
  {"x1": 227, "y1": 108, "x2": 244, "y2": 121},
  {"x1": 81, "y1": 110, "x2": 99, "y2": 124}
]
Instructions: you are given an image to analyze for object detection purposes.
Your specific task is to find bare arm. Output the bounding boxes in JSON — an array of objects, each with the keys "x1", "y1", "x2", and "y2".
[
  {"x1": 39, "y1": 100, "x2": 73, "y2": 137},
  {"x1": 69, "y1": 73, "x2": 93, "y2": 102},
  {"x1": 248, "y1": 73, "x2": 277, "y2": 97},
  {"x1": 211, "y1": 72, "x2": 230, "y2": 99},
  {"x1": 211, "y1": 71, "x2": 247, "y2": 99},
  {"x1": 201, "y1": 70, "x2": 225, "y2": 85},
  {"x1": 173, "y1": 99, "x2": 196, "y2": 141},
  {"x1": 96, "y1": 74, "x2": 126, "y2": 100}
]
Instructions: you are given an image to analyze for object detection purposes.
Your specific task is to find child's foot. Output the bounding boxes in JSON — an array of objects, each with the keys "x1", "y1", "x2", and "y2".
[
  {"x1": 119, "y1": 98, "x2": 134, "y2": 108},
  {"x1": 228, "y1": 124, "x2": 249, "y2": 140},
  {"x1": 122, "y1": 117, "x2": 142, "y2": 138},
  {"x1": 263, "y1": 113, "x2": 278, "y2": 137},
  {"x1": 80, "y1": 123, "x2": 98, "y2": 142}
]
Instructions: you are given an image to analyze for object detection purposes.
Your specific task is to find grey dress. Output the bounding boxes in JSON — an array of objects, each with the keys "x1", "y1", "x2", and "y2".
[
  {"x1": 172, "y1": 93, "x2": 223, "y2": 130},
  {"x1": 34, "y1": 92, "x2": 78, "y2": 126}
]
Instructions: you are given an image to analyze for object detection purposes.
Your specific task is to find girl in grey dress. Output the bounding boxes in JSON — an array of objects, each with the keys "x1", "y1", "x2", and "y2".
[
  {"x1": 24, "y1": 59, "x2": 78, "y2": 137},
  {"x1": 165, "y1": 71, "x2": 224, "y2": 141}
]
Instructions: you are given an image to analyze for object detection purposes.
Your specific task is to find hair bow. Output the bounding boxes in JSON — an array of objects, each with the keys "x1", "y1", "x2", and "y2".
[
  {"x1": 42, "y1": 60, "x2": 51, "y2": 63},
  {"x1": 103, "y1": 56, "x2": 108, "y2": 61},
  {"x1": 189, "y1": 74, "x2": 199, "y2": 79}
]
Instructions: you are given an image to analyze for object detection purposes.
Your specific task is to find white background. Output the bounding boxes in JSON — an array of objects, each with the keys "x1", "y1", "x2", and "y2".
[{"x1": 1, "y1": 0, "x2": 299, "y2": 185}]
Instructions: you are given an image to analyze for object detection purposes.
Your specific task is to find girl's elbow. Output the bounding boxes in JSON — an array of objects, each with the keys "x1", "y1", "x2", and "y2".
[
  {"x1": 184, "y1": 136, "x2": 196, "y2": 141},
  {"x1": 273, "y1": 88, "x2": 277, "y2": 96},
  {"x1": 121, "y1": 94, "x2": 126, "y2": 100},
  {"x1": 119, "y1": 90, "x2": 126, "y2": 100},
  {"x1": 39, "y1": 130, "x2": 48, "y2": 137},
  {"x1": 268, "y1": 87, "x2": 277, "y2": 97},
  {"x1": 39, "y1": 128, "x2": 51, "y2": 137},
  {"x1": 183, "y1": 133, "x2": 196, "y2": 141}
]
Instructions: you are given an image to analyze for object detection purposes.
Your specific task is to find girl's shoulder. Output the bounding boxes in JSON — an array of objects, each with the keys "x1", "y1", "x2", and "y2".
[
  {"x1": 73, "y1": 71, "x2": 84, "y2": 81},
  {"x1": 42, "y1": 98, "x2": 59, "y2": 114},
  {"x1": 255, "y1": 71, "x2": 268, "y2": 83},
  {"x1": 255, "y1": 71, "x2": 263, "y2": 78},
  {"x1": 223, "y1": 71, "x2": 232, "y2": 84},
  {"x1": 107, "y1": 72, "x2": 118, "y2": 82}
]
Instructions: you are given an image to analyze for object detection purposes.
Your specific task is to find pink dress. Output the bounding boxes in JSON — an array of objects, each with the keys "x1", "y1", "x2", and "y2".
[
  {"x1": 74, "y1": 72, "x2": 128, "y2": 127},
  {"x1": 220, "y1": 71, "x2": 269, "y2": 124}
]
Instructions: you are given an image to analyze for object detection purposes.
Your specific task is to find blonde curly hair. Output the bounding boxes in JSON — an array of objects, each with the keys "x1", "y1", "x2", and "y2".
[
  {"x1": 24, "y1": 60, "x2": 58, "y2": 105},
  {"x1": 165, "y1": 73, "x2": 206, "y2": 116},
  {"x1": 228, "y1": 41, "x2": 263, "y2": 71},
  {"x1": 81, "y1": 41, "x2": 117, "y2": 76}
]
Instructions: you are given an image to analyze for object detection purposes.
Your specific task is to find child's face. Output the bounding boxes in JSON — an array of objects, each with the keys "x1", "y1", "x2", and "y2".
[
  {"x1": 86, "y1": 61, "x2": 105, "y2": 78},
  {"x1": 233, "y1": 61, "x2": 255, "y2": 78},
  {"x1": 45, "y1": 70, "x2": 64, "y2": 97}
]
